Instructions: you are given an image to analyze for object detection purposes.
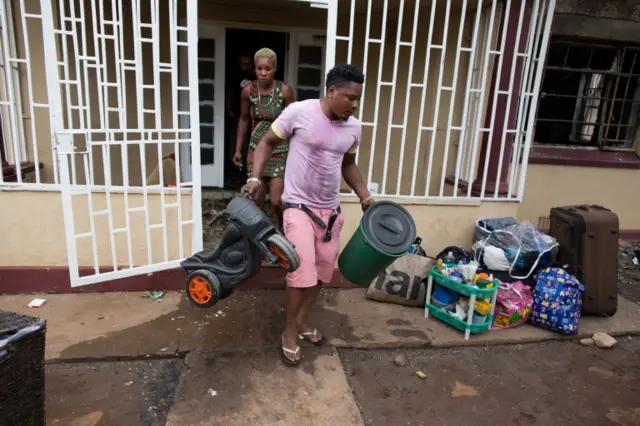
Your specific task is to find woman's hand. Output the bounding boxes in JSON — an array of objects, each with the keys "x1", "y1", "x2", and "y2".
[{"x1": 233, "y1": 151, "x2": 243, "y2": 167}]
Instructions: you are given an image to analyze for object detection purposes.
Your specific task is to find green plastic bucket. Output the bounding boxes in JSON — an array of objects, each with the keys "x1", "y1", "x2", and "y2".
[{"x1": 338, "y1": 201, "x2": 416, "y2": 285}]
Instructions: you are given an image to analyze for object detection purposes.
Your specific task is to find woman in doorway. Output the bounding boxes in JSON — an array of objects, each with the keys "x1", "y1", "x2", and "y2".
[{"x1": 233, "y1": 48, "x2": 294, "y2": 229}]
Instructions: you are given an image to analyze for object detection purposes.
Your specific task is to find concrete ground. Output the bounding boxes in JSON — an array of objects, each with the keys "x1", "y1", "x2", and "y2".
[
  {"x1": 1, "y1": 288, "x2": 640, "y2": 425},
  {"x1": 1, "y1": 289, "x2": 639, "y2": 360}
]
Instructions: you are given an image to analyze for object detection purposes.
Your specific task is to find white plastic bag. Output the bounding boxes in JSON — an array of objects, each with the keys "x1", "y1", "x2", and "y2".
[{"x1": 474, "y1": 226, "x2": 558, "y2": 280}]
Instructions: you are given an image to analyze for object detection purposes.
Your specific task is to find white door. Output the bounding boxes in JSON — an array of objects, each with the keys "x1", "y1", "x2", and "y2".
[
  {"x1": 41, "y1": 0, "x2": 203, "y2": 287},
  {"x1": 288, "y1": 33, "x2": 326, "y2": 101},
  {"x1": 181, "y1": 25, "x2": 225, "y2": 188}
]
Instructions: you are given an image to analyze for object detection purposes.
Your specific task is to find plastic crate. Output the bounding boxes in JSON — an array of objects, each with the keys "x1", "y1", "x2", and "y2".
[
  {"x1": 425, "y1": 303, "x2": 493, "y2": 334},
  {"x1": 0, "y1": 310, "x2": 47, "y2": 425},
  {"x1": 431, "y1": 267, "x2": 497, "y2": 299},
  {"x1": 425, "y1": 266, "x2": 499, "y2": 339}
]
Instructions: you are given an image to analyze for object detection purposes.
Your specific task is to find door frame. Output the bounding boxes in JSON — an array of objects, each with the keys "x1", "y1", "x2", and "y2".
[
  {"x1": 179, "y1": 24, "x2": 226, "y2": 188},
  {"x1": 181, "y1": 20, "x2": 326, "y2": 188}
]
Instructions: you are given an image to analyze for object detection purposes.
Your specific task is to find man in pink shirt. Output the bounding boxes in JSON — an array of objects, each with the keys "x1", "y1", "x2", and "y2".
[{"x1": 242, "y1": 64, "x2": 374, "y2": 366}]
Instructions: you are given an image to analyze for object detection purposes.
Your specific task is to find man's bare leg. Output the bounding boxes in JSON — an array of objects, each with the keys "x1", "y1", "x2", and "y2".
[
  {"x1": 297, "y1": 282, "x2": 324, "y2": 342},
  {"x1": 283, "y1": 285, "x2": 304, "y2": 362}
]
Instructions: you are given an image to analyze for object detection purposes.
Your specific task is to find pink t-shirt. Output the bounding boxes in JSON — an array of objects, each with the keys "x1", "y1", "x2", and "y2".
[{"x1": 271, "y1": 100, "x2": 361, "y2": 209}]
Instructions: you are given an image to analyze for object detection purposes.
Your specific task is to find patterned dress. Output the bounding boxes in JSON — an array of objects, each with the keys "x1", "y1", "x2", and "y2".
[{"x1": 246, "y1": 80, "x2": 289, "y2": 178}]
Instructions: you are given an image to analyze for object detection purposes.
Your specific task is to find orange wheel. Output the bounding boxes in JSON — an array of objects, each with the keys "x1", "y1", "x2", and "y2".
[
  {"x1": 188, "y1": 276, "x2": 212, "y2": 305},
  {"x1": 267, "y1": 242, "x2": 290, "y2": 270},
  {"x1": 185, "y1": 270, "x2": 221, "y2": 308},
  {"x1": 265, "y1": 234, "x2": 300, "y2": 272}
]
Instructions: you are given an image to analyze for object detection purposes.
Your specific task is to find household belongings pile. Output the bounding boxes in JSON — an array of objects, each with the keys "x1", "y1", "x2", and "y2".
[
  {"x1": 473, "y1": 217, "x2": 559, "y2": 283},
  {"x1": 425, "y1": 259, "x2": 499, "y2": 339},
  {"x1": 365, "y1": 218, "x2": 587, "y2": 337},
  {"x1": 366, "y1": 238, "x2": 433, "y2": 307}
]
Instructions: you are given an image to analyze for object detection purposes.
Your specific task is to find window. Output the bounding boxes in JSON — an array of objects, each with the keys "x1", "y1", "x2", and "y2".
[
  {"x1": 295, "y1": 44, "x2": 324, "y2": 101},
  {"x1": 535, "y1": 39, "x2": 640, "y2": 150}
]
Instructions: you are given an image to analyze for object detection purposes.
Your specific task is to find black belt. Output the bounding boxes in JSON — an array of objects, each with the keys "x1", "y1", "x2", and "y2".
[{"x1": 282, "y1": 202, "x2": 341, "y2": 242}]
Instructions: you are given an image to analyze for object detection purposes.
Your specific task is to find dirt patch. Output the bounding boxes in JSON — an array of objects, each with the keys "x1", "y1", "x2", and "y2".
[
  {"x1": 203, "y1": 197, "x2": 279, "y2": 247},
  {"x1": 202, "y1": 197, "x2": 232, "y2": 251},
  {"x1": 339, "y1": 338, "x2": 640, "y2": 426},
  {"x1": 202, "y1": 196, "x2": 279, "y2": 267},
  {"x1": 619, "y1": 240, "x2": 640, "y2": 304},
  {"x1": 47, "y1": 359, "x2": 183, "y2": 426}
]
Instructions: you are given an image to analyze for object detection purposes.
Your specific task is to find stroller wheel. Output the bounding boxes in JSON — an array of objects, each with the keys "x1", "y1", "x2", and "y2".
[
  {"x1": 185, "y1": 269, "x2": 222, "y2": 308},
  {"x1": 266, "y1": 233, "x2": 300, "y2": 272}
]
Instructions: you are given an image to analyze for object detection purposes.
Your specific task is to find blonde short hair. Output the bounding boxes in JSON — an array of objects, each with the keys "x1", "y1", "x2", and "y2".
[{"x1": 254, "y1": 48, "x2": 277, "y2": 66}]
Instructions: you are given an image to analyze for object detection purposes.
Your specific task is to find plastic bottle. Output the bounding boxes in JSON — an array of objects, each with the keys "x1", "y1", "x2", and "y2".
[
  {"x1": 443, "y1": 251, "x2": 456, "y2": 265},
  {"x1": 435, "y1": 259, "x2": 445, "y2": 273}
]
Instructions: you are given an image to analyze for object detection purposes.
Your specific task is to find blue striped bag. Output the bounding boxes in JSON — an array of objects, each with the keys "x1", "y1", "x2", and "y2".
[{"x1": 528, "y1": 267, "x2": 585, "y2": 335}]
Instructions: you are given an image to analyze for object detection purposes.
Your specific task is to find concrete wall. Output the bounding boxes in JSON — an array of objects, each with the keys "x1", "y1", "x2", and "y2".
[
  {"x1": 0, "y1": 190, "x2": 193, "y2": 267},
  {"x1": 553, "y1": 0, "x2": 640, "y2": 42},
  {"x1": 554, "y1": 0, "x2": 640, "y2": 21},
  {"x1": 0, "y1": 188, "x2": 515, "y2": 267},
  {"x1": 340, "y1": 197, "x2": 518, "y2": 259},
  {"x1": 518, "y1": 165, "x2": 640, "y2": 230}
]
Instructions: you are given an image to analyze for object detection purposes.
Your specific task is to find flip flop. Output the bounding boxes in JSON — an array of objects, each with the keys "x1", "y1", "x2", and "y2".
[
  {"x1": 280, "y1": 345, "x2": 302, "y2": 366},
  {"x1": 298, "y1": 329, "x2": 326, "y2": 346}
]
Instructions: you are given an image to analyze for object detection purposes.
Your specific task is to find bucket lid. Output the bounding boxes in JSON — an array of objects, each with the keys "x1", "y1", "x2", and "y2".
[{"x1": 362, "y1": 201, "x2": 417, "y2": 255}]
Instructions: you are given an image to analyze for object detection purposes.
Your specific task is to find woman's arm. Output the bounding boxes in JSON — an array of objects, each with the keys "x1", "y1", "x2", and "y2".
[
  {"x1": 282, "y1": 83, "x2": 295, "y2": 107},
  {"x1": 234, "y1": 85, "x2": 252, "y2": 158}
]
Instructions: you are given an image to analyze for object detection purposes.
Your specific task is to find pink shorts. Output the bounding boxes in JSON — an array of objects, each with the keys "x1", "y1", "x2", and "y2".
[{"x1": 284, "y1": 206, "x2": 345, "y2": 288}]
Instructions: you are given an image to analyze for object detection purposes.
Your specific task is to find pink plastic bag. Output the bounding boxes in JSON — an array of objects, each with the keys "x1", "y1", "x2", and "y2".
[{"x1": 491, "y1": 281, "x2": 533, "y2": 330}]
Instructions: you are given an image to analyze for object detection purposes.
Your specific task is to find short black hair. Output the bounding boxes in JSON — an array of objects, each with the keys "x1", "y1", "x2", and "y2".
[{"x1": 325, "y1": 64, "x2": 365, "y2": 89}]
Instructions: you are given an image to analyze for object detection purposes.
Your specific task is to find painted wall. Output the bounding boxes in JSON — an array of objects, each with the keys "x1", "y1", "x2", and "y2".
[
  {"x1": 0, "y1": 190, "x2": 194, "y2": 267},
  {"x1": 554, "y1": 0, "x2": 640, "y2": 21},
  {"x1": 343, "y1": 198, "x2": 518, "y2": 259},
  {"x1": 0, "y1": 188, "x2": 515, "y2": 267},
  {"x1": 517, "y1": 165, "x2": 640, "y2": 230}
]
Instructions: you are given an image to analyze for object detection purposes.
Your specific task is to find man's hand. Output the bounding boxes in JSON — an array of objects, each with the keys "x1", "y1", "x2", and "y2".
[
  {"x1": 241, "y1": 180, "x2": 260, "y2": 200},
  {"x1": 342, "y1": 152, "x2": 372, "y2": 211},
  {"x1": 361, "y1": 196, "x2": 375, "y2": 212}
]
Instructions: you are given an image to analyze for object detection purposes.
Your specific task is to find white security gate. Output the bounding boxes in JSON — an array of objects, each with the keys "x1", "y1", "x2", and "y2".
[
  {"x1": 40, "y1": 0, "x2": 202, "y2": 287},
  {"x1": 327, "y1": 0, "x2": 555, "y2": 200}
]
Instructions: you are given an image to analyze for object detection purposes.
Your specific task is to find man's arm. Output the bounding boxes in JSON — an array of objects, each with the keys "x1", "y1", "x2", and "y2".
[
  {"x1": 342, "y1": 153, "x2": 373, "y2": 209},
  {"x1": 250, "y1": 129, "x2": 282, "y2": 179}
]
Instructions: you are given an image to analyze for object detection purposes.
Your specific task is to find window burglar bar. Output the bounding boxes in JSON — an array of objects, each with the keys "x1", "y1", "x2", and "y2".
[{"x1": 535, "y1": 40, "x2": 640, "y2": 149}]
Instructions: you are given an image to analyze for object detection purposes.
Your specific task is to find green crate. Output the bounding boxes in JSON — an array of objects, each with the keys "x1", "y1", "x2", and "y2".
[
  {"x1": 431, "y1": 266, "x2": 498, "y2": 299},
  {"x1": 425, "y1": 303, "x2": 493, "y2": 334}
]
